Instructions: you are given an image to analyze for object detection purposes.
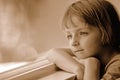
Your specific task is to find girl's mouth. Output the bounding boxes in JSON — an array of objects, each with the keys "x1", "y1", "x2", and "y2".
[{"x1": 74, "y1": 49, "x2": 84, "y2": 52}]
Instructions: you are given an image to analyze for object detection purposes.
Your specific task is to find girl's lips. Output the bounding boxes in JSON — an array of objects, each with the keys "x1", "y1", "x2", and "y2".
[{"x1": 74, "y1": 49, "x2": 84, "y2": 52}]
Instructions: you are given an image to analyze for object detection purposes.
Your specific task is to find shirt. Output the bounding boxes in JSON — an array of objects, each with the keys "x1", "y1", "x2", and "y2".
[{"x1": 101, "y1": 54, "x2": 120, "y2": 80}]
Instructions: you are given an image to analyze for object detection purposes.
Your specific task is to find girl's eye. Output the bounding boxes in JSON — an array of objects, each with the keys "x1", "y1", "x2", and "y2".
[
  {"x1": 67, "y1": 35, "x2": 72, "y2": 39},
  {"x1": 79, "y1": 32, "x2": 88, "y2": 36}
]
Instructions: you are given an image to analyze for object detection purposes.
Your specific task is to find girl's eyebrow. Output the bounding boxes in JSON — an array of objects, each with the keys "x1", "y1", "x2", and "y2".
[
  {"x1": 65, "y1": 27, "x2": 89, "y2": 32},
  {"x1": 65, "y1": 31, "x2": 71, "y2": 34}
]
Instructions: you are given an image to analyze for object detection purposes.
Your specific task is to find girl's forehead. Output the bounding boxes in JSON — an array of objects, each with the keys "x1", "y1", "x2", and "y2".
[
  {"x1": 65, "y1": 16, "x2": 90, "y2": 30},
  {"x1": 64, "y1": 24, "x2": 91, "y2": 34}
]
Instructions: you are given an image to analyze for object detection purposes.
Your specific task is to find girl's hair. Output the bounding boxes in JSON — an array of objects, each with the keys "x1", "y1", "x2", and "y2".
[{"x1": 62, "y1": 0, "x2": 120, "y2": 50}]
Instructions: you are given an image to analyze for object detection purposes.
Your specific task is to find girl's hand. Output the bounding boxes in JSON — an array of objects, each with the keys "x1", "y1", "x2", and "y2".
[
  {"x1": 84, "y1": 57, "x2": 100, "y2": 80},
  {"x1": 74, "y1": 57, "x2": 100, "y2": 80}
]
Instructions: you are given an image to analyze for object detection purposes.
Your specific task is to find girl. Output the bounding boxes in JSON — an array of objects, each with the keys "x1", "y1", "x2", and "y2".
[{"x1": 46, "y1": 0, "x2": 120, "y2": 80}]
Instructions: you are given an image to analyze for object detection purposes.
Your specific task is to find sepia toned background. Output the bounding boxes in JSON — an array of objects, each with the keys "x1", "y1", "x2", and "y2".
[{"x1": 0, "y1": 0, "x2": 120, "y2": 53}]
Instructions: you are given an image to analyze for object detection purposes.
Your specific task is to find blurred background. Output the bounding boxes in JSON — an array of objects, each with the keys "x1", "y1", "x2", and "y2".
[{"x1": 0, "y1": 0, "x2": 120, "y2": 54}]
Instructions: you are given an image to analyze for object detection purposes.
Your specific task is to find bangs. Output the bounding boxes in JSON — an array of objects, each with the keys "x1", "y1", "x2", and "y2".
[
  {"x1": 62, "y1": 5, "x2": 84, "y2": 30},
  {"x1": 62, "y1": 0, "x2": 101, "y2": 30},
  {"x1": 62, "y1": 1, "x2": 85, "y2": 30}
]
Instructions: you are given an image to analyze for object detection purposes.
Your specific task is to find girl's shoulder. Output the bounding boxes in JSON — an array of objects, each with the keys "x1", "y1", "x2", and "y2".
[
  {"x1": 106, "y1": 54, "x2": 120, "y2": 69},
  {"x1": 102, "y1": 54, "x2": 120, "y2": 80}
]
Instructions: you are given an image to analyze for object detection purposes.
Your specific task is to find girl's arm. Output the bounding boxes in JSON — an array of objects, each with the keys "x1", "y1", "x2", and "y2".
[
  {"x1": 46, "y1": 48, "x2": 100, "y2": 80},
  {"x1": 46, "y1": 48, "x2": 84, "y2": 80},
  {"x1": 83, "y1": 57, "x2": 100, "y2": 80},
  {"x1": 73, "y1": 57, "x2": 100, "y2": 80}
]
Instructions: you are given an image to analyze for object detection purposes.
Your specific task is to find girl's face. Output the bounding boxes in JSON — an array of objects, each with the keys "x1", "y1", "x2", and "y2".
[{"x1": 65, "y1": 16, "x2": 103, "y2": 59}]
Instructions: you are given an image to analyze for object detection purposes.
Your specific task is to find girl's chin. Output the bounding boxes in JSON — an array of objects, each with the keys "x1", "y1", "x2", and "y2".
[
  {"x1": 74, "y1": 54, "x2": 87, "y2": 59},
  {"x1": 73, "y1": 51, "x2": 84, "y2": 58}
]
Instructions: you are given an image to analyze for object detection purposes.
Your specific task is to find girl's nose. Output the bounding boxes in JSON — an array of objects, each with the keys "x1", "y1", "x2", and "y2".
[
  {"x1": 72, "y1": 40, "x2": 80, "y2": 47},
  {"x1": 71, "y1": 36, "x2": 80, "y2": 47}
]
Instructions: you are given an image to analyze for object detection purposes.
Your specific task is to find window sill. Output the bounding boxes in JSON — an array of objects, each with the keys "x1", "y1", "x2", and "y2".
[
  {"x1": 0, "y1": 58, "x2": 76, "y2": 80},
  {"x1": 40, "y1": 71, "x2": 75, "y2": 80}
]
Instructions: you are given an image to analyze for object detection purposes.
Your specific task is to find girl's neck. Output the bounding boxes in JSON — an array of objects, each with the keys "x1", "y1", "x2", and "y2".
[
  {"x1": 97, "y1": 48, "x2": 117, "y2": 66},
  {"x1": 97, "y1": 48, "x2": 118, "y2": 77}
]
